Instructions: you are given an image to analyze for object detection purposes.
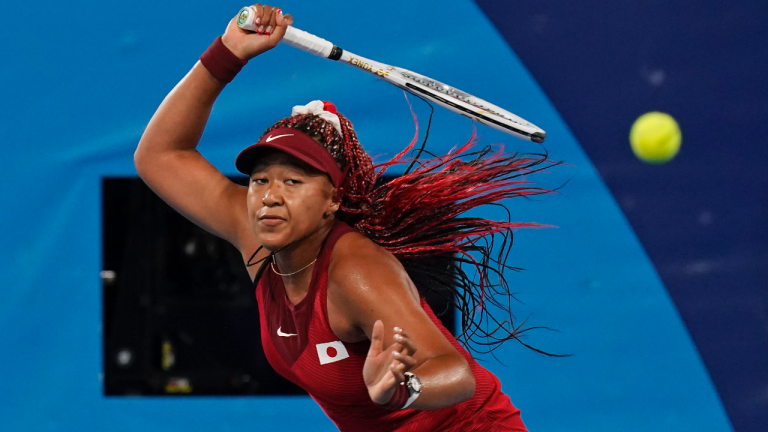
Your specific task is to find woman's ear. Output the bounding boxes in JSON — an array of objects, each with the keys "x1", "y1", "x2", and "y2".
[{"x1": 328, "y1": 188, "x2": 341, "y2": 213}]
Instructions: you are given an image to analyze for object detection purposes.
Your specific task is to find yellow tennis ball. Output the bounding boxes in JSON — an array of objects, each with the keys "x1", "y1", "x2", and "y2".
[{"x1": 629, "y1": 112, "x2": 681, "y2": 164}]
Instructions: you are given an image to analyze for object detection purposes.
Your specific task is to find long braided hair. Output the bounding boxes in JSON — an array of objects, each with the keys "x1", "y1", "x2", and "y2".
[{"x1": 258, "y1": 105, "x2": 559, "y2": 355}]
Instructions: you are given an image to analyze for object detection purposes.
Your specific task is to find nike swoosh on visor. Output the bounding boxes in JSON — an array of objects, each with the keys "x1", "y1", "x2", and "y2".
[{"x1": 266, "y1": 134, "x2": 294, "y2": 142}]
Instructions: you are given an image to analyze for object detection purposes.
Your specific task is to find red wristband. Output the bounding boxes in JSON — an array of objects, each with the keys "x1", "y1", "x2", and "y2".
[
  {"x1": 380, "y1": 383, "x2": 410, "y2": 410},
  {"x1": 199, "y1": 36, "x2": 247, "y2": 84}
]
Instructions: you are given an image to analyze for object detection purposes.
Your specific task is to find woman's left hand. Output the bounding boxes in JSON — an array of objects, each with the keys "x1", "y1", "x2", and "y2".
[{"x1": 363, "y1": 320, "x2": 419, "y2": 405}]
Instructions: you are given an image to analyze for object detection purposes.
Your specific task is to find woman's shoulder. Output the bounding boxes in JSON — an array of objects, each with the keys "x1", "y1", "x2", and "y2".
[
  {"x1": 327, "y1": 226, "x2": 415, "y2": 300},
  {"x1": 331, "y1": 229, "x2": 397, "y2": 267},
  {"x1": 331, "y1": 228, "x2": 400, "y2": 269}
]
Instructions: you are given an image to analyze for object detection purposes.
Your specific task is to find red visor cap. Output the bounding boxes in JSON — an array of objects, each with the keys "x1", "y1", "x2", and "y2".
[{"x1": 235, "y1": 127, "x2": 343, "y2": 188}]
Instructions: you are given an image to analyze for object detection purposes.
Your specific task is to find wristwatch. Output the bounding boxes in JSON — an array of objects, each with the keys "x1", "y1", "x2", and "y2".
[{"x1": 403, "y1": 372, "x2": 423, "y2": 408}]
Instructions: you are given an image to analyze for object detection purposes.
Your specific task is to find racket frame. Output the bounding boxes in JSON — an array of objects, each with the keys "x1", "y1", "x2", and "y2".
[{"x1": 236, "y1": 7, "x2": 546, "y2": 143}]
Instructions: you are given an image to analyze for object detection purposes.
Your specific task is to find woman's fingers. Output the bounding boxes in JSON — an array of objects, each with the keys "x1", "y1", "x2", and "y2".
[
  {"x1": 222, "y1": 5, "x2": 291, "y2": 63},
  {"x1": 390, "y1": 359, "x2": 406, "y2": 384},
  {"x1": 367, "y1": 320, "x2": 385, "y2": 358},
  {"x1": 372, "y1": 324, "x2": 418, "y2": 362},
  {"x1": 248, "y1": 4, "x2": 269, "y2": 34},
  {"x1": 366, "y1": 326, "x2": 419, "y2": 405},
  {"x1": 249, "y1": 4, "x2": 263, "y2": 31},
  {"x1": 281, "y1": 11, "x2": 293, "y2": 26},
  {"x1": 260, "y1": 5, "x2": 273, "y2": 33},
  {"x1": 247, "y1": 4, "x2": 290, "y2": 37},
  {"x1": 247, "y1": 4, "x2": 277, "y2": 34},
  {"x1": 390, "y1": 350, "x2": 417, "y2": 384},
  {"x1": 394, "y1": 350, "x2": 417, "y2": 369},
  {"x1": 264, "y1": 6, "x2": 279, "y2": 35},
  {"x1": 393, "y1": 327, "x2": 418, "y2": 356}
]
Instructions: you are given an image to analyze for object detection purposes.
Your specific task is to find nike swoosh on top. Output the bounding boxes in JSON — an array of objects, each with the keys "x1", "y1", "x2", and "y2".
[
  {"x1": 265, "y1": 133, "x2": 294, "y2": 142},
  {"x1": 277, "y1": 327, "x2": 298, "y2": 337}
]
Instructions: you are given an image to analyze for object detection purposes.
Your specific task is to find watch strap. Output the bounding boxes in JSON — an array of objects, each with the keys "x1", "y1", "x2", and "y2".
[
  {"x1": 379, "y1": 382, "x2": 409, "y2": 410},
  {"x1": 402, "y1": 372, "x2": 421, "y2": 409},
  {"x1": 402, "y1": 389, "x2": 420, "y2": 409}
]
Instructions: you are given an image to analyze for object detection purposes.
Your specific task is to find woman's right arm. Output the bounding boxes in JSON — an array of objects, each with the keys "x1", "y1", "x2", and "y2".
[
  {"x1": 134, "y1": 5, "x2": 292, "y2": 250},
  {"x1": 134, "y1": 62, "x2": 247, "y2": 244}
]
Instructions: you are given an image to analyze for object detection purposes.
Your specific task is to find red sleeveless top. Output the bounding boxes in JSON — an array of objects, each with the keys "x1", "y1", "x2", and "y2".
[{"x1": 255, "y1": 221, "x2": 528, "y2": 432}]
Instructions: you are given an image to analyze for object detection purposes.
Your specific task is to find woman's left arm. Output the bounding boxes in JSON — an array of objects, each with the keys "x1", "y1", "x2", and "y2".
[{"x1": 329, "y1": 235, "x2": 476, "y2": 410}]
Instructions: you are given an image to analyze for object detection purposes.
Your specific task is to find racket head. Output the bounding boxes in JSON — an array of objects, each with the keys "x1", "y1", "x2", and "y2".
[{"x1": 392, "y1": 69, "x2": 546, "y2": 143}]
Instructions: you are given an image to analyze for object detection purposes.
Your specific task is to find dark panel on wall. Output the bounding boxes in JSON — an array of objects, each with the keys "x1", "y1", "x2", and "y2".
[{"x1": 102, "y1": 177, "x2": 302, "y2": 395}]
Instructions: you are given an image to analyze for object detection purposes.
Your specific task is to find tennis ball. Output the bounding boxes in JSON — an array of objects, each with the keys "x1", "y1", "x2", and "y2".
[{"x1": 629, "y1": 112, "x2": 681, "y2": 164}]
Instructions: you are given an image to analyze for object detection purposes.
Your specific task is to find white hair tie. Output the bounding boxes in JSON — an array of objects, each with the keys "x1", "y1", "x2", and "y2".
[{"x1": 291, "y1": 100, "x2": 342, "y2": 136}]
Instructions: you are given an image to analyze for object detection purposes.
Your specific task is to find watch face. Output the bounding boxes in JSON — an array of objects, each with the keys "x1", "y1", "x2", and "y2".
[{"x1": 408, "y1": 374, "x2": 423, "y2": 392}]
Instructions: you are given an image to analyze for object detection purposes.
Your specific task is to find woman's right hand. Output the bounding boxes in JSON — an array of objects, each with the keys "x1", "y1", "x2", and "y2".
[{"x1": 221, "y1": 4, "x2": 293, "y2": 61}]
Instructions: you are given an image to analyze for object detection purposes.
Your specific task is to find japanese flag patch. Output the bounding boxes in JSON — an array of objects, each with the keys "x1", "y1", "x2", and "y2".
[{"x1": 316, "y1": 341, "x2": 350, "y2": 365}]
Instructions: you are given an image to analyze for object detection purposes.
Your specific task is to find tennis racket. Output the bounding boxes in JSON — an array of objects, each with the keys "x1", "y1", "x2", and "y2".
[{"x1": 236, "y1": 7, "x2": 546, "y2": 143}]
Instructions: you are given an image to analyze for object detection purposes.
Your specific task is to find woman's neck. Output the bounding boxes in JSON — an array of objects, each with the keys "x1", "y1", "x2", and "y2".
[{"x1": 273, "y1": 220, "x2": 334, "y2": 302}]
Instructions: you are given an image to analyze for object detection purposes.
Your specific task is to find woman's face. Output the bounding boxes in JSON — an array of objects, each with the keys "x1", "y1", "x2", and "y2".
[{"x1": 247, "y1": 149, "x2": 339, "y2": 251}]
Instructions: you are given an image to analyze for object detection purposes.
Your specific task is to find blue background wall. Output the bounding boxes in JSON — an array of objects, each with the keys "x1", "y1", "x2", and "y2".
[{"x1": 1, "y1": 0, "x2": 763, "y2": 431}]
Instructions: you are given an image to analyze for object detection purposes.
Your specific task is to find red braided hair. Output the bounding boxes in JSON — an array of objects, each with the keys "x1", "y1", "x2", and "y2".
[{"x1": 258, "y1": 106, "x2": 559, "y2": 354}]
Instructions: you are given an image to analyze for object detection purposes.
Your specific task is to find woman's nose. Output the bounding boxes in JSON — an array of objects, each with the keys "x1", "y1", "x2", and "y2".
[{"x1": 261, "y1": 184, "x2": 282, "y2": 206}]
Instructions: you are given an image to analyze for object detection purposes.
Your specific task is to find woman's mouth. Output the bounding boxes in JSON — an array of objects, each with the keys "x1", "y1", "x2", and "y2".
[{"x1": 259, "y1": 215, "x2": 285, "y2": 227}]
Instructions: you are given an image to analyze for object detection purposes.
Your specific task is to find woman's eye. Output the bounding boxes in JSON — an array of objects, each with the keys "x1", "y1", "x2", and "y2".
[
  {"x1": 285, "y1": 179, "x2": 302, "y2": 185},
  {"x1": 251, "y1": 178, "x2": 267, "y2": 185}
]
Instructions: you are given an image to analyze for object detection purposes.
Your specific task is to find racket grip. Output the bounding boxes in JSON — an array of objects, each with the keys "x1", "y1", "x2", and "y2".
[
  {"x1": 282, "y1": 27, "x2": 335, "y2": 59},
  {"x1": 236, "y1": 7, "x2": 335, "y2": 59}
]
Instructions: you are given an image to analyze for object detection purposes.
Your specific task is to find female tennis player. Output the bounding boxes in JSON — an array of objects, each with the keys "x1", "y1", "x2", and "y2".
[{"x1": 135, "y1": 5, "x2": 554, "y2": 431}]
